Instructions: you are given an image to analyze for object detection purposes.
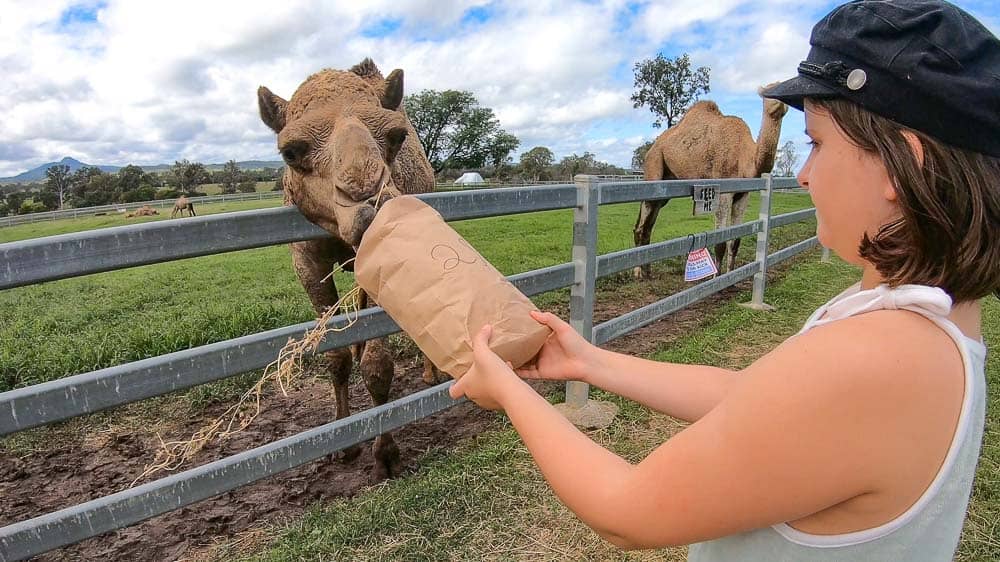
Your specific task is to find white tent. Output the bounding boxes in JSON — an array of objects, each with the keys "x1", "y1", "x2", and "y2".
[{"x1": 453, "y1": 172, "x2": 486, "y2": 185}]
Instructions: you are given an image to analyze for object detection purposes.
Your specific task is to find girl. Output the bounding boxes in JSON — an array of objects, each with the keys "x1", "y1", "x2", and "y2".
[{"x1": 449, "y1": 1, "x2": 999, "y2": 559}]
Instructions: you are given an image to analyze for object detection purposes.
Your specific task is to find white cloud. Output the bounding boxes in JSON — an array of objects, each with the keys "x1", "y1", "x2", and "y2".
[{"x1": 1, "y1": 0, "x2": 997, "y2": 177}]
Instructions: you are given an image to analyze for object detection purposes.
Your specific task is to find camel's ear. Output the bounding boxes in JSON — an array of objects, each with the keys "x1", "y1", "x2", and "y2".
[
  {"x1": 381, "y1": 69, "x2": 404, "y2": 111},
  {"x1": 258, "y1": 86, "x2": 288, "y2": 133}
]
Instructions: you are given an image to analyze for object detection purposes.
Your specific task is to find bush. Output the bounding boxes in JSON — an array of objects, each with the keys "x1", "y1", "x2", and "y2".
[
  {"x1": 155, "y1": 188, "x2": 181, "y2": 200},
  {"x1": 237, "y1": 179, "x2": 257, "y2": 193},
  {"x1": 120, "y1": 187, "x2": 157, "y2": 203}
]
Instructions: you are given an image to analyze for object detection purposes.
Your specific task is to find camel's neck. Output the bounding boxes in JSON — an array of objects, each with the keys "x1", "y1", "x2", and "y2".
[{"x1": 754, "y1": 110, "x2": 783, "y2": 175}]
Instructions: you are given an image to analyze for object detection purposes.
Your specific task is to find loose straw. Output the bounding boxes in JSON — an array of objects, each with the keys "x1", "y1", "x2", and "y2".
[{"x1": 132, "y1": 261, "x2": 361, "y2": 487}]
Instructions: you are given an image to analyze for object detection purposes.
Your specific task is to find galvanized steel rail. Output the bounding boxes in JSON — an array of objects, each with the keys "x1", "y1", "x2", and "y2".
[{"x1": 0, "y1": 175, "x2": 816, "y2": 561}]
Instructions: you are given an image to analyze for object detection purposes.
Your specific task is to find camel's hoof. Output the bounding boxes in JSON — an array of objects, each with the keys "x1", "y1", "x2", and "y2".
[
  {"x1": 633, "y1": 266, "x2": 650, "y2": 281},
  {"x1": 334, "y1": 444, "x2": 362, "y2": 463},
  {"x1": 371, "y1": 437, "x2": 402, "y2": 481}
]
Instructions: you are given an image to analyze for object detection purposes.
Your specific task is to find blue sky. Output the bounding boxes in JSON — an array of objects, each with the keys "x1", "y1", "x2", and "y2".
[{"x1": 1, "y1": 0, "x2": 997, "y2": 177}]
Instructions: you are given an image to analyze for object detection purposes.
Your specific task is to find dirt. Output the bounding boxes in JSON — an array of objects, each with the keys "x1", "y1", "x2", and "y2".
[{"x1": 0, "y1": 268, "x2": 764, "y2": 562}]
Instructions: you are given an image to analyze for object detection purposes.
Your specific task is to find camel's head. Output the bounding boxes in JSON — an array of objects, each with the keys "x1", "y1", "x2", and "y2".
[
  {"x1": 258, "y1": 59, "x2": 408, "y2": 246},
  {"x1": 758, "y1": 82, "x2": 789, "y2": 120}
]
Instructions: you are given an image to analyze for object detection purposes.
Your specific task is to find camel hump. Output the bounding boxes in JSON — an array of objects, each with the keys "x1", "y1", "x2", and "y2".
[
  {"x1": 686, "y1": 100, "x2": 721, "y2": 117},
  {"x1": 350, "y1": 58, "x2": 383, "y2": 79}
]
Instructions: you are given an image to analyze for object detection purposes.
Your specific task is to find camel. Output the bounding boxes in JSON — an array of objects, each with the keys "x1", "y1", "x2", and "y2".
[
  {"x1": 634, "y1": 85, "x2": 788, "y2": 278},
  {"x1": 125, "y1": 205, "x2": 158, "y2": 218},
  {"x1": 171, "y1": 196, "x2": 196, "y2": 218},
  {"x1": 258, "y1": 58, "x2": 439, "y2": 481}
]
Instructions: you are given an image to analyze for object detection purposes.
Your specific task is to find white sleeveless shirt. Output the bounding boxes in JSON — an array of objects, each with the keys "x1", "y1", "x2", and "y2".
[{"x1": 688, "y1": 283, "x2": 988, "y2": 562}]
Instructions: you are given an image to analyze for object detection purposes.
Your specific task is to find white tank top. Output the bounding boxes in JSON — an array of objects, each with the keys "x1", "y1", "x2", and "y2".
[{"x1": 688, "y1": 283, "x2": 988, "y2": 562}]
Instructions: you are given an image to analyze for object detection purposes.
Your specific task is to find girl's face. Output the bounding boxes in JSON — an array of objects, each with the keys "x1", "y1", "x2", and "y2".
[{"x1": 798, "y1": 101, "x2": 900, "y2": 266}]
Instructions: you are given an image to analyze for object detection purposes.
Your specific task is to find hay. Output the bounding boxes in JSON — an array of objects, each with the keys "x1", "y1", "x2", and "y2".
[{"x1": 132, "y1": 262, "x2": 361, "y2": 487}]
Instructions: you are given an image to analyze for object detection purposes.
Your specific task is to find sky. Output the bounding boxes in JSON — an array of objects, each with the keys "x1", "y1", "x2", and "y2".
[{"x1": 1, "y1": 0, "x2": 998, "y2": 178}]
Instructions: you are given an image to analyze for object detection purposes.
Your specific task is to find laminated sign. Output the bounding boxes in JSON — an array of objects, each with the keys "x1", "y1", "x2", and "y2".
[
  {"x1": 684, "y1": 247, "x2": 718, "y2": 282},
  {"x1": 355, "y1": 196, "x2": 552, "y2": 379}
]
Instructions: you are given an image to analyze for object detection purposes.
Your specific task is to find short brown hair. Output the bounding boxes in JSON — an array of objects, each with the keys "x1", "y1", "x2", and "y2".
[{"x1": 811, "y1": 98, "x2": 1000, "y2": 303}]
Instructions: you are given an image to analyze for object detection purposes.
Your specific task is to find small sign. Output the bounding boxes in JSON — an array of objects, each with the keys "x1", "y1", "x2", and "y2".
[
  {"x1": 692, "y1": 184, "x2": 719, "y2": 215},
  {"x1": 684, "y1": 247, "x2": 718, "y2": 282}
]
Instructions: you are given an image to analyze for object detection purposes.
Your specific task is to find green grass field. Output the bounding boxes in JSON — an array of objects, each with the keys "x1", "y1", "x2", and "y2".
[
  {"x1": 1, "y1": 189, "x2": 996, "y2": 561},
  {"x1": 233, "y1": 256, "x2": 999, "y2": 562},
  {"x1": 0, "y1": 192, "x2": 814, "y2": 391}
]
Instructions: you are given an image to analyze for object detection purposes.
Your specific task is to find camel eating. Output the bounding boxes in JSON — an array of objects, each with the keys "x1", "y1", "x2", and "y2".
[
  {"x1": 171, "y1": 195, "x2": 196, "y2": 218},
  {"x1": 257, "y1": 58, "x2": 442, "y2": 480}
]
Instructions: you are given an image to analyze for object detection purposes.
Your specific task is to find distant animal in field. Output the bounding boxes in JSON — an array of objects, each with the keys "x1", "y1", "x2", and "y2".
[
  {"x1": 126, "y1": 205, "x2": 159, "y2": 218},
  {"x1": 171, "y1": 196, "x2": 196, "y2": 218},
  {"x1": 635, "y1": 86, "x2": 788, "y2": 277}
]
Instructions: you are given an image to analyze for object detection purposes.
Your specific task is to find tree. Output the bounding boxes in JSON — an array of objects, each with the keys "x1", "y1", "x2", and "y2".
[
  {"x1": 171, "y1": 160, "x2": 209, "y2": 194},
  {"x1": 556, "y1": 152, "x2": 598, "y2": 179},
  {"x1": 632, "y1": 141, "x2": 654, "y2": 170},
  {"x1": 774, "y1": 140, "x2": 799, "y2": 176},
  {"x1": 68, "y1": 167, "x2": 114, "y2": 207},
  {"x1": 631, "y1": 53, "x2": 711, "y2": 128},
  {"x1": 219, "y1": 160, "x2": 243, "y2": 194},
  {"x1": 405, "y1": 89, "x2": 515, "y2": 173},
  {"x1": 487, "y1": 132, "x2": 520, "y2": 177},
  {"x1": 237, "y1": 178, "x2": 257, "y2": 193},
  {"x1": 519, "y1": 147, "x2": 554, "y2": 181},
  {"x1": 44, "y1": 164, "x2": 72, "y2": 209}
]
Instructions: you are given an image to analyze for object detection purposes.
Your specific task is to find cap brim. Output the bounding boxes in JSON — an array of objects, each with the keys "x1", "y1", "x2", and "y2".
[{"x1": 761, "y1": 75, "x2": 838, "y2": 110}]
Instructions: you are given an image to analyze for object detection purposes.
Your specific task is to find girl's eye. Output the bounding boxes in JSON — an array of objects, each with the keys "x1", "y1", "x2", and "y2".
[{"x1": 806, "y1": 140, "x2": 819, "y2": 149}]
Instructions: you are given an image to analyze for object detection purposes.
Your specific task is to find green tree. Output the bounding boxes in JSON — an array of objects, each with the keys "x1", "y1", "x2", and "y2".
[
  {"x1": 117, "y1": 165, "x2": 151, "y2": 193},
  {"x1": 405, "y1": 89, "x2": 515, "y2": 173},
  {"x1": 632, "y1": 141, "x2": 654, "y2": 170},
  {"x1": 171, "y1": 160, "x2": 209, "y2": 194},
  {"x1": 237, "y1": 178, "x2": 257, "y2": 193},
  {"x1": 556, "y1": 152, "x2": 598, "y2": 179},
  {"x1": 68, "y1": 167, "x2": 115, "y2": 207},
  {"x1": 44, "y1": 164, "x2": 72, "y2": 209},
  {"x1": 487, "y1": 132, "x2": 520, "y2": 177},
  {"x1": 219, "y1": 160, "x2": 243, "y2": 194},
  {"x1": 631, "y1": 53, "x2": 711, "y2": 128},
  {"x1": 519, "y1": 146, "x2": 554, "y2": 181},
  {"x1": 774, "y1": 140, "x2": 799, "y2": 177}
]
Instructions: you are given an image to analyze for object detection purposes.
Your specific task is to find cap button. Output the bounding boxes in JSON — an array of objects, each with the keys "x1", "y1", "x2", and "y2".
[{"x1": 846, "y1": 68, "x2": 867, "y2": 90}]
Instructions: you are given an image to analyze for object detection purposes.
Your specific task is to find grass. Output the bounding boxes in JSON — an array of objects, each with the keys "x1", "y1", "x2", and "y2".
[
  {"x1": 0, "y1": 192, "x2": 815, "y2": 392},
  {"x1": 226, "y1": 254, "x2": 998, "y2": 562}
]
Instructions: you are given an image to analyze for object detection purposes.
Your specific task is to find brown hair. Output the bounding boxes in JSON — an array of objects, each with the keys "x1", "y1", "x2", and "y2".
[{"x1": 811, "y1": 98, "x2": 1000, "y2": 303}]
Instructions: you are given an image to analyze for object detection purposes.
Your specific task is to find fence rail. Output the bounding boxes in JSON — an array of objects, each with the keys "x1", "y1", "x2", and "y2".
[{"x1": 0, "y1": 174, "x2": 813, "y2": 561}]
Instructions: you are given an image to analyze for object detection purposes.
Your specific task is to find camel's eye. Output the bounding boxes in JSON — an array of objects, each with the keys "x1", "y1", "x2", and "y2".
[{"x1": 280, "y1": 140, "x2": 311, "y2": 169}]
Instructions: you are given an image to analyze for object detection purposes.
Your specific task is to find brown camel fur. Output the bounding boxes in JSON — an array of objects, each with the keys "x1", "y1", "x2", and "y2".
[
  {"x1": 126, "y1": 205, "x2": 158, "y2": 218},
  {"x1": 634, "y1": 86, "x2": 788, "y2": 277},
  {"x1": 171, "y1": 196, "x2": 196, "y2": 218},
  {"x1": 258, "y1": 58, "x2": 438, "y2": 481}
]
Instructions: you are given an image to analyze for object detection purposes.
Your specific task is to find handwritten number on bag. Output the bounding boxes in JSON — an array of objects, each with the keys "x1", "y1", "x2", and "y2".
[{"x1": 431, "y1": 242, "x2": 481, "y2": 274}]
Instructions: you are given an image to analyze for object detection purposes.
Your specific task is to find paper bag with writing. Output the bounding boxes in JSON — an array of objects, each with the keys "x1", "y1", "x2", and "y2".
[{"x1": 355, "y1": 196, "x2": 551, "y2": 379}]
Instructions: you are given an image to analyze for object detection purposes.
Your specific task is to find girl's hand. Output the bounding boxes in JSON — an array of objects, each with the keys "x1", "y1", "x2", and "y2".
[
  {"x1": 516, "y1": 310, "x2": 600, "y2": 383},
  {"x1": 449, "y1": 324, "x2": 522, "y2": 410}
]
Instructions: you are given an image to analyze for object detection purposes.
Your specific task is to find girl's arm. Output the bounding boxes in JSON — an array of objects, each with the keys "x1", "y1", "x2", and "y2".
[
  {"x1": 584, "y1": 348, "x2": 737, "y2": 423},
  {"x1": 452, "y1": 311, "x2": 958, "y2": 548}
]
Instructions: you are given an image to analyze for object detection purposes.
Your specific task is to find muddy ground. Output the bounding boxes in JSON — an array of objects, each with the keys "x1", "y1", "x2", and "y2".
[{"x1": 0, "y1": 276, "x2": 752, "y2": 562}]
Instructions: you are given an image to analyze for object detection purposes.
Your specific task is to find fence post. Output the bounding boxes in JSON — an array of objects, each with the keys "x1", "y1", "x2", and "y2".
[
  {"x1": 821, "y1": 246, "x2": 831, "y2": 262},
  {"x1": 742, "y1": 173, "x2": 775, "y2": 311},
  {"x1": 554, "y1": 175, "x2": 618, "y2": 429}
]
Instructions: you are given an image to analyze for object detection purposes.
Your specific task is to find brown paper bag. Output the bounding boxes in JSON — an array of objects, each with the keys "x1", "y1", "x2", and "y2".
[{"x1": 355, "y1": 196, "x2": 552, "y2": 379}]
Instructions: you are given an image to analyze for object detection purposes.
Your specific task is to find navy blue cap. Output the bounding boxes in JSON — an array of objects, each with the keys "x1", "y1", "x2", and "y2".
[{"x1": 763, "y1": 0, "x2": 1000, "y2": 157}]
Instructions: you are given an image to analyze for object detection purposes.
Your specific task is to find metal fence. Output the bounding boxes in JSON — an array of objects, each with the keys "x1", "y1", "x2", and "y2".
[
  {"x1": 0, "y1": 190, "x2": 285, "y2": 228},
  {"x1": 0, "y1": 174, "x2": 816, "y2": 561}
]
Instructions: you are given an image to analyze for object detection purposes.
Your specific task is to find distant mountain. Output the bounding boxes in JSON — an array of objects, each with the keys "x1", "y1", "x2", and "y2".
[
  {"x1": 2, "y1": 157, "x2": 121, "y2": 184},
  {"x1": 0, "y1": 158, "x2": 285, "y2": 184}
]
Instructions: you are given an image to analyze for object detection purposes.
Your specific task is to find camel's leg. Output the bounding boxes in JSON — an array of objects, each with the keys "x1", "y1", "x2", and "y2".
[
  {"x1": 188, "y1": 204, "x2": 196, "y2": 217},
  {"x1": 633, "y1": 200, "x2": 668, "y2": 279},
  {"x1": 360, "y1": 332, "x2": 403, "y2": 480},
  {"x1": 356, "y1": 290, "x2": 403, "y2": 480},
  {"x1": 290, "y1": 238, "x2": 360, "y2": 461},
  {"x1": 727, "y1": 191, "x2": 752, "y2": 272},
  {"x1": 713, "y1": 193, "x2": 735, "y2": 273},
  {"x1": 422, "y1": 355, "x2": 445, "y2": 385}
]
